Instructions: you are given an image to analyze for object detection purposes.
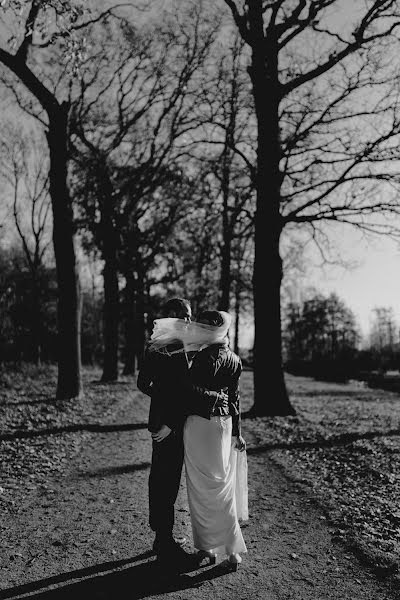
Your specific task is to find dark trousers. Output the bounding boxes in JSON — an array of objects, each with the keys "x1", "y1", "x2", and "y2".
[{"x1": 148, "y1": 430, "x2": 184, "y2": 540}]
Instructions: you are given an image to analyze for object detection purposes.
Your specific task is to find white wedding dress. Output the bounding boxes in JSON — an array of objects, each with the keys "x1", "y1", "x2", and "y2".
[{"x1": 183, "y1": 414, "x2": 248, "y2": 556}]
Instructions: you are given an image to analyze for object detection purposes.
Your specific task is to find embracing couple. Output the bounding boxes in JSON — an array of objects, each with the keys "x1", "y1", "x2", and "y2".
[{"x1": 137, "y1": 297, "x2": 248, "y2": 572}]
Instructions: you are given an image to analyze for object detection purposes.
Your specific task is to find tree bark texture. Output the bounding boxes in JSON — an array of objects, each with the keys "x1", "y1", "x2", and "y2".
[
  {"x1": 47, "y1": 104, "x2": 83, "y2": 400},
  {"x1": 247, "y1": 1, "x2": 295, "y2": 415},
  {"x1": 100, "y1": 172, "x2": 120, "y2": 382}
]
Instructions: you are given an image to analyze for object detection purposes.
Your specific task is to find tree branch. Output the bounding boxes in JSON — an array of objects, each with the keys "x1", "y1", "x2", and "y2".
[
  {"x1": 223, "y1": 0, "x2": 252, "y2": 45},
  {"x1": 281, "y1": 21, "x2": 400, "y2": 98},
  {"x1": 0, "y1": 48, "x2": 57, "y2": 115},
  {"x1": 15, "y1": 0, "x2": 40, "y2": 62}
]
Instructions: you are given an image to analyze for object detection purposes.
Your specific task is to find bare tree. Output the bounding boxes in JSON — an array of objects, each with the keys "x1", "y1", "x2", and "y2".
[
  {"x1": 207, "y1": 37, "x2": 255, "y2": 312},
  {"x1": 119, "y1": 172, "x2": 188, "y2": 370},
  {"x1": 285, "y1": 292, "x2": 359, "y2": 364},
  {"x1": 181, "y1": 31, "x2": 256, "y2": 313},
  {"x1": 160, "y1": 170, "x2": 222, "y2": 315},
  {"x1": 71, "y1": 3, "x2": 222, "y2": 379},
  {"x1": 0, "y1": 1, "x2": 90, "y2": 397},
  {"x1": 221, "y1": 0, "x2": 400, "y2": 415},
  {"x1": 370, "y1": 307, "x2": 397, "y2": 351},
  {"x1": 0, "y1": 124, "x2": 51, "y2": 364},
  {"x1": 0, "y1": 1, "x2": 135, "y2": 396}
]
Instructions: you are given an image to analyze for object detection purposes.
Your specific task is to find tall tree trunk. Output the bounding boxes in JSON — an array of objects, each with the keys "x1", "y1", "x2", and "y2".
[
  {"x1": 100, "y1": 169, "x2": 119, "y2": 382},
  {"x1": 101, "y1": 255, "x2": 119, "y2": 381},
  {"x1": 47, "y1": 103, "x2": 82, "y2": 399},
  {"x1": 248, "y1": 2, "x2": 295, "y2": 416},
  {"x1": 123, "y1": 272, "x2": 136, "y2": 376}
]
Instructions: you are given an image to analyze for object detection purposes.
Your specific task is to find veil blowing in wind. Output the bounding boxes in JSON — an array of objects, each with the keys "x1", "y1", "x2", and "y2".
[{"x1": 148, "y1": 311, "x2": 232, "y2": 353}]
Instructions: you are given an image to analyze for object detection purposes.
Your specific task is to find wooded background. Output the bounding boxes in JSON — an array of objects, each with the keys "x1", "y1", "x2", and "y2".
[{"x1": 1, "y1": 0, "x2": 400, "y2": 416}]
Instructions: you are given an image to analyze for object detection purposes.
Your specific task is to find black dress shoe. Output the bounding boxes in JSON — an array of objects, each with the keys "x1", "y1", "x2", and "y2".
[
  {"x1": 156, "y1": 539, "x2": 190, "y2": 558},
  {"x1": 152, "y1": 535, "x2": 187, "y2": 554},
  {"x1": 156, "y1": 546, "x2": 198, "y2": 574}
]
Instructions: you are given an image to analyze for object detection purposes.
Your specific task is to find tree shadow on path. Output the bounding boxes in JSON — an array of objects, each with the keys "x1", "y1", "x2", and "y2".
[
  {"x1": 0, "y1": 552, "x2": 231, "y2": 600},
  {"x1": 77, "y1": 461, "x2": 151, "y2": 478},
  {"x1": 246, "y1": 427, "x2": 400, "y2": 454},
  {"x1": 0, "y1": 423, "x2": 148, "y2": 442}
]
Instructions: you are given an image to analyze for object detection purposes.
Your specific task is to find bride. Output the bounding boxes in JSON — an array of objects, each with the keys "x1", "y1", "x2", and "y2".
[{"x1": 149, "y1": 309, "x2": 248, "y2": 570}]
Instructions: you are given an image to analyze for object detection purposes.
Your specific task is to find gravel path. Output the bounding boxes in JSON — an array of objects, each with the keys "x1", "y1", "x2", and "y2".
[{"x1": 0, "y1": 381, "x2": 397, "y2": 600}]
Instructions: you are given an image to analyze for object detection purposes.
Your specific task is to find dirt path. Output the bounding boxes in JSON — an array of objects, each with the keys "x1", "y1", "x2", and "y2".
[{"x1": 0, "y1": 382, "x2": 397, "y2": 600}]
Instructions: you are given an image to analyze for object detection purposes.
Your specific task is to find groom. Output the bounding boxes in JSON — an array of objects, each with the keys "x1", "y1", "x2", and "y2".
[{"x1": 137, "y1": 297, "x2": 228, "y2": 566}]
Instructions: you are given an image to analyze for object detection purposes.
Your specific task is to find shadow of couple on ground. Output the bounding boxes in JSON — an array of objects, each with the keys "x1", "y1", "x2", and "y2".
[{"x1": 0, "y1": 550, "x2": 235, "y2": 600}]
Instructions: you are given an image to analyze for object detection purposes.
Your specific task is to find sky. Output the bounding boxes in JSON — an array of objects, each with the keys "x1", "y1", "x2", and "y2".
[
  {"x1": 305, "y1": 227, "x2": 400, "y2": 341},
  {"x1": 236, "y1": 226, "x2": 400, "y2": 350}
]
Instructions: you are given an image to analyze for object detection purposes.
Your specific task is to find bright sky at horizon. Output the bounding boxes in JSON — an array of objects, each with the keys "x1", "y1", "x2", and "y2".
[
  {"x1": 305, "y1": 228, "x2": 400, "y2": 342},
  {"x1": 236, "y1": 229, "x2": 400, "y2": 348}
]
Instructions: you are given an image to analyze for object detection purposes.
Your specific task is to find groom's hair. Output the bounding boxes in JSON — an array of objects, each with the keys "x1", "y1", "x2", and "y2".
[
  {"x1": 197, "y1": 310, "x2": 224, "y2": 327},
  {"x1": 162, "y1": 297, "x2": 191, "y2": 318}
]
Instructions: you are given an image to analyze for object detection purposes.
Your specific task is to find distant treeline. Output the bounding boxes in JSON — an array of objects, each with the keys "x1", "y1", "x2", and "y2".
[
  {"x1": 0, "y1": 246, "x2": 252, "y2": 371},
  {"x1": 283, "y1": 293, "x2": 399, "y2": 382}
]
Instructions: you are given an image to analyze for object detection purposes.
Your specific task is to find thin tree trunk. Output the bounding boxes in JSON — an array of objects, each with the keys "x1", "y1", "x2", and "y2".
[
  {"x1": 32, "y1": 277, "x2": 42, "y2": 366},
  {"x1": 135, "y1": 271, "x2": 146, "y2": 370},
  {"x1": 219, "y1": 132, "x2": 234, "y2": 312},
  {"x1": 248, "y1": 2, "x2": 295, "y2": 416},
  {"x1": 100, "y1": 172, "x2": 119, "y2": 382},
  {"x1": 47, "y1": 103, "x2": 82, "y2": 399},
  {"x1": 123, "y1": 272, "x2": 136, "y2": 376},
  {"x1": 101, "y1": 256, "x2": 119, "y2": 381},
  {"x1": 219, "y1": 234, "x2": 232, "y2": 312}
]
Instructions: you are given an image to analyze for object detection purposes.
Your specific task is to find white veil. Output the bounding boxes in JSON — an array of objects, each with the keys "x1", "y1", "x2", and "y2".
[{"x1": 148, "y1": 311, "x2": 232, "y2": 353}]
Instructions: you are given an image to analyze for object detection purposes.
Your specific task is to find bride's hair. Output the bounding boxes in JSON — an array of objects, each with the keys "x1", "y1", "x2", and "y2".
[{"x1": 197, "y1": 310, "x2": 224, "y2": 327}]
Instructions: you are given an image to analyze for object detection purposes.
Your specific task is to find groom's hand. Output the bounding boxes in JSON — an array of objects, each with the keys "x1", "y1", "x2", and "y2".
[{"x1": 152, "y1": 424, "x2": 172, "y2": 442}]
